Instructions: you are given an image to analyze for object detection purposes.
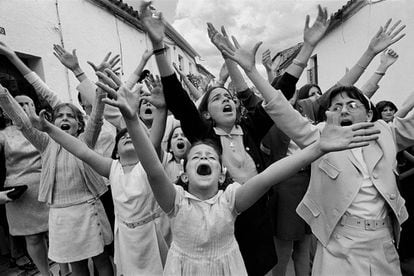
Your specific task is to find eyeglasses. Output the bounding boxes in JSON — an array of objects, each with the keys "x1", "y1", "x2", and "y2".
[{"x1": 330, "y1": 102, "x2": 364, "y2": 113}]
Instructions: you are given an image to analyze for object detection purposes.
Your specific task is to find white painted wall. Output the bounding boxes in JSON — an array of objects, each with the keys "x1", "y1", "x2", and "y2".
[
  {"x1": 298, "y1": 0, "x2": 414, "y2": 107},
  {"x1": 0, "y1": 0, "x2": 197, "y2": 103}
]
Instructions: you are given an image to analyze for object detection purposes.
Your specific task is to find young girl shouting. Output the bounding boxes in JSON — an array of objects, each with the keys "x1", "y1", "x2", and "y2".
[{"x1": 96, "y1": 74, "x2": 379, "y2": 275}]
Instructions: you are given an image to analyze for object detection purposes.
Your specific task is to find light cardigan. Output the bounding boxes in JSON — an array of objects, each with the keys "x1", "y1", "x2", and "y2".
[{"x1": 0, "y1": 87, "x2": 107, "y2": 206}]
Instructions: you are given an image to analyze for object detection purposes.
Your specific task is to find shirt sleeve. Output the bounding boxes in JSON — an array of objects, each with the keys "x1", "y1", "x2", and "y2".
[
  {"x1": 167, "y1": 184, "x2": 185, "y2": 218},
  {"x1": 223, "y1": 182, "x2": 242, "y2": 216},
  {"x1": 24, "y1": 71, "x2": 62, "y2": 109}
]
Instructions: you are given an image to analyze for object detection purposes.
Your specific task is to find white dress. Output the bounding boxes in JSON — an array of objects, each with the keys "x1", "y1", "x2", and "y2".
[
  {"x1": 164, "y1": 183, "x2": 247, "y2": 276},
  {"x1": 109, "y1": 160, "x2": 170, "y2": 276}
]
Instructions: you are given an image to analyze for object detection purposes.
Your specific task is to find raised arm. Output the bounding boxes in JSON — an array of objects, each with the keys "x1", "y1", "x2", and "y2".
[
  {"x1": 394, "y1": 91, "x2": 414, "y2": 119},
  {"x1": 141, "y1": 75, "x2": 168, "y2": 158},
  {"x1": 262, "y1": 49, "x2": 275, "y2": 83},
  {"x1": 0, "y1": 41, "x2": 62, "y2": 108},
  {"x1": 338, "y1": 19, "x2": 405, "y2": 86},
  {"x1": 0, "y1": 84, "x2": 49, "y2": 152},
  {"x1": 81, "y1": 76, "x2": 106, "y2": 148},
  {"x1": 125, "y1": 49, "x2": 153, "y2": 90},
  {"x1": 285, "y1": 5, "x2": 329, "y2": 79},
  {"x1": 235, "y1": 112, "x2": 380, "y2": 212},
  {"x1": 98, "y1": 72, "x2": 175, "y2": 213},
  {"x1": 25, "y1": 107, "x2": 112, "y2": 178},
  {"x1": 361, "y1": 49, "x2": 399, "y2": 98},
  {"x1": 173, "y1": 63, "x2": 203, "y2": 101},
  {"x1": 140, "y1": 1, "x2": 209, "y2": 143}
]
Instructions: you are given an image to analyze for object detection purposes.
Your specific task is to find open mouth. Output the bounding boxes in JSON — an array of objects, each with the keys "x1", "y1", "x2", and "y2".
[
  {"x1": 177, "y1": 142, "x2": 185, "y2": 149},
  {"x1": 144, "y1": 109, "x2": 153, "y2": 115},
  {"x1": 223, "y1": 105, "x2": 233, "y2": 113},
  {"x1": 196, "y1": 164, "x2": 212, "y2": 176},
  {"x1": 340, "y1": 120, "x2": 353, "y2": 126},
  {"x1": 61, "y1": 124, "x2": 71, "y2": 131}
]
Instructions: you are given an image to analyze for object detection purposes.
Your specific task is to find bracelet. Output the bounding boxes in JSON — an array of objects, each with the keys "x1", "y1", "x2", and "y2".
[
  {"x1": 153, "y1": 47, "x2": 167, "y2": 55},
  {"x1": 375, "y1": 71, "x2": 385, "y2": 76},
  {"x1": 292, "y1": 59, "x2": 307, "y2": 69},
  {"x1": 356, "y1": 63, "x2": 367, "y2": 70},
  {"x1": 75, "y1": 71, "x2": 85, "y2": 78}
]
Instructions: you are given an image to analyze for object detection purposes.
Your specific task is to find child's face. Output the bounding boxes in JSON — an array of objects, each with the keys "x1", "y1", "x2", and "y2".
[
  {"x1": 308, "y1": 86, "x2": 322, "y2": 100},
  {"x1": 381, "y1": 106, "x2": 396, "y2": 122},
  {"x1": 54, "y1": 106, "x2": 79, "y2": 136},
  {"x1": 206, "y1": 88, "x2": 236, "y2": 128},
  {"x1": 139, "y1": 100, "x2": 156, "y2": 124},
  {"x1": 184, "y1": 144, "x2": 223, "y2": 196},
  {"x1": 117, "y1": 132, "x2": 135, "y2": 157},
  {"x1": 170, "y1": 127, "x2": 190, "y2": 159}
]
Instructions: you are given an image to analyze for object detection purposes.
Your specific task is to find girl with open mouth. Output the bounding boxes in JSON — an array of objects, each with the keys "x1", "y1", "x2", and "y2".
[
  {"x1": 97, "y1": 65, "x2": 379, "y2": 275},
  {"x1": 0, "y1": 85, "x2": 113, "y2": 275}
]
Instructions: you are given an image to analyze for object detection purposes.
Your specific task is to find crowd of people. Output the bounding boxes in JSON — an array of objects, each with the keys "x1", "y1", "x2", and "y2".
[{"x1": 1, "y1": 1, "x2": 414, "y2": 275}]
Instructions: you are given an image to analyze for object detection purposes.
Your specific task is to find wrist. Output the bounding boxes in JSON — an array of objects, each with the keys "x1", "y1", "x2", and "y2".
[
  {"x1": 377, "y1": 64, "x2": 389, "y2": 72},
  {"x1": 152, "y1": 42, "x2": 165, "y2": 51},
  {"x1": 364, "y1": 48, "x2": 377, "y2": 60},
  {"x1": 72, "y1": 67, "x2": 83, "y2": 76}
]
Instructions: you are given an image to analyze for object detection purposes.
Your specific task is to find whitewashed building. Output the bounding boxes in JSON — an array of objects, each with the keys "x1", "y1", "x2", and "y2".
[
  {"x1": 0, "y1": 0, "x2": 207, "y2": 104},
  {"x1": 274, "y1": 0, "x2": 414, "y2": 107}
]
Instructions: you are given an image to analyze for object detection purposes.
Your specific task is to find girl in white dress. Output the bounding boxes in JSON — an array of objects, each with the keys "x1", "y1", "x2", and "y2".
[
  {"x1": 97, "y1": 71, "x2": 380, "y2": 275},
  {"x1": 22, "y1": 75, "x2": 170, "y2": 275}
]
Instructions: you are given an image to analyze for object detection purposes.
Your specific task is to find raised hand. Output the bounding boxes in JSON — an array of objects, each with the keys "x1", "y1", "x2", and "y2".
[
  {"x1": 219, "y1": 35, "x2": 262, "y2": 73},
  {"x1": 88, "y1": 52, "x2": 121, "y2": 74},
  {"x1": 303, "y1": 5, "x2": 329, "y2": 47},
  {"x1": 142, "y1": 75, "x2": 165, "y2": 109},
  {"x1": 368, "y1": 19, "x2": 405, "y2": 56},
  {"x1": 97, "y1": 69, "x2": 140, "y2": 119},
  {"x1": 262, "y1": 49, "x2": 272, "y2": 71},
  {"x1": 25, "y1": 106, "x2": 50, "y2": 132},
  {"x1": 217, "y1": 62, "x2": 229, "y2": 86},
  {"x1": 380, "y1": 48, "x2": 399, "y2": 68},
  {"x1": 0, "y1": 41, "x2": 16, "y2": 58},
  {"x1": 53, "y1": 44, "x2": 80, "y2": 71},
  {"x1": 319, "y1": 111, "x2": 380, "y2": 153},
  {"x1": 140, "y1": 1, "x2": 165, "y2": 45},
  {"x1": 207, "y1": 23, "x2": 236, "y2": 53}
]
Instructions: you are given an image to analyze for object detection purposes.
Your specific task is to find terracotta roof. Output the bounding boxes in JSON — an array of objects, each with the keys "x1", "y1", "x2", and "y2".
[
  {"x1": 325, "y1": 0, "x2": 368, "y2": 34},
  {"x1": 271, "y1": 0, "x2": 368, "y2": 75},
  {"x1": 90, "y1": 0, "x2": 200, "y2": 58}
]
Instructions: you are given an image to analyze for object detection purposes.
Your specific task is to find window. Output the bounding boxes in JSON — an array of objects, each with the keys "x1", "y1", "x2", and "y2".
[
  {"x1": 178, "y1": 54, "x2": 184, "y2": 71},
  {"x1": 307, "y1": 55, "x2": 318, "y2": 84}
]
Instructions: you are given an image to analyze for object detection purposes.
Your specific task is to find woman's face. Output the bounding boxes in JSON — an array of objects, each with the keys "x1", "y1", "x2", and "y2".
[
  {"x1": 117, "y1": 132, "x2": 136, "y2": 158},
  {"x1": 170, "y1": 127, "x2": 190, "y2": 159},
  {"x1": 206, "y1": 88, "x2": 236, "y2": 128},
  {"x1": 54, "y1": 106, "x2": 79, "y2": 136},
  {"x1": 381, "y1": 106, "x2": 396, "y2": 122},
  {"x1": 184, "y1": 144, "x2": 223, "y2": 196},
  {"x1": 308, "y1": 86, "x2": 322, "y2": 100},
  {"x1": 139, "y1": 100, "x2": 156, "y2": 124}
]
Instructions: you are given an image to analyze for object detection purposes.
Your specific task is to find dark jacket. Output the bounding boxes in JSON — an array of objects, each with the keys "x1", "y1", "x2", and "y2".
[{"x1": 162, "y1": 72, "x2": 297, "y2": 275}]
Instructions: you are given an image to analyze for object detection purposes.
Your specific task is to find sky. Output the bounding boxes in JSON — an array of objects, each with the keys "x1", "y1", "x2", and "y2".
[{"x1": 125, "y1": 0, "x2": 348, "y2": 77}]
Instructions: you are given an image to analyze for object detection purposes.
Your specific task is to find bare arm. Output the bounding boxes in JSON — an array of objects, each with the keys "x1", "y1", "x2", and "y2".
[
  {"x1": 141, "y1": 75, "x2": 168, "y2": 158},
  {"x1": 361, "y1": 49, "x2": 399, "y2": 98},
  {"x1": 26, "y1": 108, "x2": 112, "y2": 178},
  {"x1": 285, "y1": 5, "x2": 329, "y2": 79},
  {"x1": 98, "y1": 72, "x2": 176, "y2": 213},
  {"x1": 338, "y1": 19, "x2": 405, "y2": 86},
  {"x1": 125, "y1": 49, "x2": 153, "y2": 90}
]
